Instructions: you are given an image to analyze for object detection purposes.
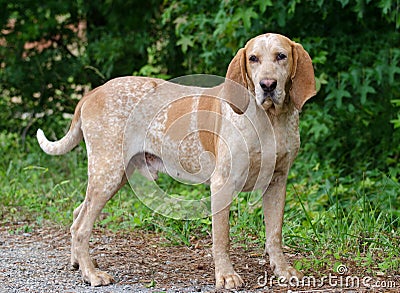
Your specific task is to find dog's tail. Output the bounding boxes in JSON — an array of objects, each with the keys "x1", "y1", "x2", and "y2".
[
  {"x1": 37, "y1": 91, "x2": 91, "y2": 155},
  {"x1": 37, "y1": 116, "x2": 83, "y2": 156}
]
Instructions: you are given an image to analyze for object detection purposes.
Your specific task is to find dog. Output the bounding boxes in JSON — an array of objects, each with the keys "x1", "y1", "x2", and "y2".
[{"x1": 37, "y1": 33, "x2": 316, "y2": 289}]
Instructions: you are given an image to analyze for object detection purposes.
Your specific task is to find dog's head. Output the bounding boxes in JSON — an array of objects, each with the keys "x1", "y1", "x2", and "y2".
[{"x1": 225, "y1": 33, "x2": 316, "y2": 114}]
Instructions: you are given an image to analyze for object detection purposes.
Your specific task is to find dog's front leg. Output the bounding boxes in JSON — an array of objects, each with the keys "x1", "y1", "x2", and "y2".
[
  {"x1": 211, "y1": 180, "x2": 244, "y2": 289},
  {"x1": 263, "y1": 171, "x2": 303, "y2": 281}
]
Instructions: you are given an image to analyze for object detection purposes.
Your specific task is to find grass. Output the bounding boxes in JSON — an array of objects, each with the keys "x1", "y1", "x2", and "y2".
[{"x1": 1, "y1": 130, "x2": 399, "y2": 277}]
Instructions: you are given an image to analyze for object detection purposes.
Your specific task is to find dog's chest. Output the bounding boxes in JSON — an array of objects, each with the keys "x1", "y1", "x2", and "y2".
[
  {"x1": 269, "y1": 110, "x2": 300, "y2": 170},
  {"x1": 240, "y1": 109, "x2": 300, "y2": 191}
]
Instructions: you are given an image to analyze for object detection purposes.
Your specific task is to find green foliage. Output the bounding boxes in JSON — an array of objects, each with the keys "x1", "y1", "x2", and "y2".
[
  {"x1": 285, "y1": 160, "x2": 400, "y2": 273},
  {"x1": 1, "y1": 1, "x2": 85, "y2": 134},
  {"x1": 0, "y1": 0, "x2": 162, "y2": 136}
]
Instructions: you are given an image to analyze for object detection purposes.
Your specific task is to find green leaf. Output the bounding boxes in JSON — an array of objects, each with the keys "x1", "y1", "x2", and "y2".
[
  {"x1": 333, "y1": 86, "x2": 351, "y2": 109},
  {"x1": 390, "y1": 114, "x2": 400, "y2": 128},
  {"x1": 378, "y1": 0, "x2": 392, "y2": 14},
  {"x1": 315, "y1": 72, "x2": 328, "y2": 93},
  {"x1": 258, "y1": 0, "x2": 273, "y2": 13},
  {"x1": 145, "y1": 279, "x2": 156, "y2": 288},
  {"x1": 233, "y1": 7, "x2": 258, "y2": 30},
  {"x1": 177, "y1": 35, "x2": 194, "y2": 53},
  {"x1": 359, "y1": 83, "x2": 376, "y2": 105},
  {"x1": 387, "y1": 64, "x2": 400, "y2": 84},
  {"x1": 338, "y1": 0, "x2": 350, "y2": 7},
  {"x1": 173, "y1": 16, "x2": 187, "y2": 34},
  {"x1": 391, "y1": 99, "x2": 400, "y2": 106}
]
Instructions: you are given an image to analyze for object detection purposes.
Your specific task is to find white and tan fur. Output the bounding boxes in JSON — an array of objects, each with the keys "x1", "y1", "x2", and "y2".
[{"x1": 37, "y1": 33, "x2": 316, "y2": 289}]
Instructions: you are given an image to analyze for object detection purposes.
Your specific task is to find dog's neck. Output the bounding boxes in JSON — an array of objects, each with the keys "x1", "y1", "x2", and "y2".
[{"x1": 265, "y1": 92, "x2": 294, "y2": 117}]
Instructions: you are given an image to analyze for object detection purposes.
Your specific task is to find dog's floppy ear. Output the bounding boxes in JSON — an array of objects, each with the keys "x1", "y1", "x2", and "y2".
[
  {"x1": 224, "y1": 48, "x2": 251, "y2": 114},
  {"x1": 290, "y1": 43, "x2": 316, "y2": 110}
]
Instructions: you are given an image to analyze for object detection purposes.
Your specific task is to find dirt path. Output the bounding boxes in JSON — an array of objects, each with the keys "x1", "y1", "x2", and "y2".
[
  {"x1": 1, "y1": 223, "x2": 399, "y2": 292},
  {"x1": 0, "y1": 223, "x2": 272, "y2": 292}
]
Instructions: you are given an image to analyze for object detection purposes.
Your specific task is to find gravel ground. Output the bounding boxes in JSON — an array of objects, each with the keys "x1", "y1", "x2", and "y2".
[
  {"x1": 0, "y1": 226, "x2": 153, "y2": 293},
  {"x1": 0, "y1": 223, "x2": 268, "y2": 293},
  {"x1": 0, "y1": 240, "x2": 150, "y2": 293},
  {"x1": 1, "y1": 223, "x2": 399, "y2": 293}
]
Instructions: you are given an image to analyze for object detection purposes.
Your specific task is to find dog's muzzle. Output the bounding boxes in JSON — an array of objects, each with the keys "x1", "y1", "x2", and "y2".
[{"x1": 259, "y1": 79, "x2": 278, "y2": 104}]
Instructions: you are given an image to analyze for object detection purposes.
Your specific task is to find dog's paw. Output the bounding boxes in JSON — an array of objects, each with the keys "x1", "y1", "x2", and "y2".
[
  {"x1": 273, "y1": 265, "x2": 303, "y2": 282},
  {"x1": 71, "y1": 262, "x2": 79, "y2": 271},
  {"x1": 83, "y1": 270, "x2": 115, "y2": 287},
  {"x1": 71, "y1": 259, "x2": 99, "y2": 270},
  {"x1": 215, "y1": 269, "x2": 244, "y2": 289}
]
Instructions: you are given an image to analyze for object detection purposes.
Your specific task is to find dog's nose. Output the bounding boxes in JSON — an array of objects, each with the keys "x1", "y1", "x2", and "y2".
[{"x1": 260, "y1": 79, "x2": 277, "y2": 92}]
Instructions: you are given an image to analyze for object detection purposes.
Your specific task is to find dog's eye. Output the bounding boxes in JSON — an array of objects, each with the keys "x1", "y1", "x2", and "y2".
[
  {"x1": 277, "y1": 53, "x2": 287, "y2": 61},
  {"x1": 249, "y1": 55, "x2": 259, "y2": 62}
]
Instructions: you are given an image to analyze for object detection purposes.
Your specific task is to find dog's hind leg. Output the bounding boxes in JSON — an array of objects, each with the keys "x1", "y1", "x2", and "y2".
[
  {"x1": 73, "y1": 203, "x2": 83, "y2": 222},
  {"x1": 70, "y1": 202, "x2": 83, "y2": 270},
  {"x1": 70, "y1": 153, "x2": 127, "y2": 286}
]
